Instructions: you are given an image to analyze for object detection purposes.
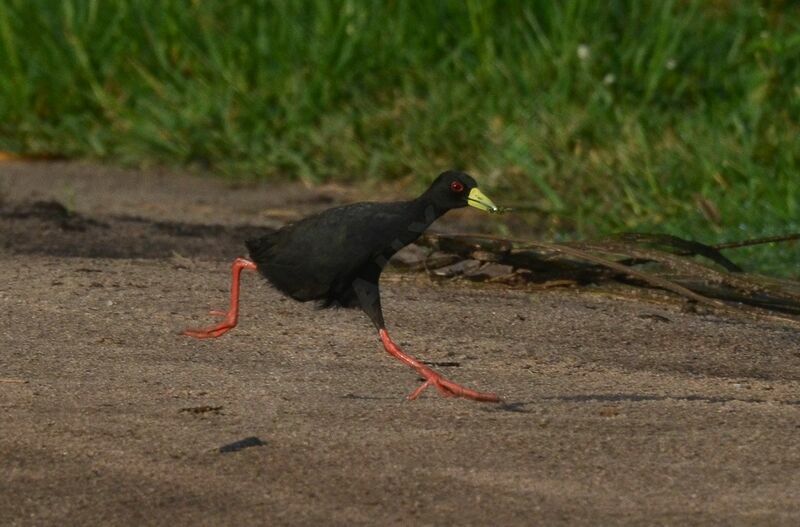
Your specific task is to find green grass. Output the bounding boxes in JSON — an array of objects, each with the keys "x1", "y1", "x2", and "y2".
[{"x1": 0, "y1": 0, "x2": 798, "y2": 277}]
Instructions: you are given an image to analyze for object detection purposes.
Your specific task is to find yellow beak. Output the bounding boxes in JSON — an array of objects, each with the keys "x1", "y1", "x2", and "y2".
[{"x1": 467, "y1": 187, "x2": 499, "y2": 213}]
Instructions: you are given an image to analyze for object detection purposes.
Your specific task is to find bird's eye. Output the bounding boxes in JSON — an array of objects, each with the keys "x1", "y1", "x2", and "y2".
[{"x1": 450, "y1": 181, "x2": 464, "y2": 193}]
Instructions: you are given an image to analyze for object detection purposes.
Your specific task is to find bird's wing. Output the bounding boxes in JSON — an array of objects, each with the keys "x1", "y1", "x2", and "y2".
[{"x1": 262, "y1": 202, "x2": 415, "y2": 300}]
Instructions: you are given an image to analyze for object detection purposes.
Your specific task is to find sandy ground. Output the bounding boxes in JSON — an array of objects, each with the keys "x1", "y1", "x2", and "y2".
[{"x1": 1, "y1": 162, "x2": 799, "y2": 526}]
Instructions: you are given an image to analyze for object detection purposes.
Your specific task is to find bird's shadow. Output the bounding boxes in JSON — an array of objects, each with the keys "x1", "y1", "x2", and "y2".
[
  {"x1": 339, "y1": 392, "x2": 800, "y2": 411},
  {"x1": 480, "y1": 393, "x2": 800, "y2": 413},
  {"x1": 340, "y1": 393, "x2": 397, "y2": 401},
  {"x1": 490, "y1": 401, "x2": 529, "y2": 413}
]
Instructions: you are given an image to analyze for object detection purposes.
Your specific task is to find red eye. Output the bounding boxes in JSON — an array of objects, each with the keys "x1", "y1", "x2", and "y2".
[{"x1": 450, "y1": 181, "x2": 464, "y2": 193}]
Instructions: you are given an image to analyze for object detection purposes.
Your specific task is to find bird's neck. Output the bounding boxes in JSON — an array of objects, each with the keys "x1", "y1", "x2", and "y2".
[
  {"x1": 409, "y1": 196, "x2": 448, "y2": 229},
  {"x1": 377, "y1": 197, "x2": 447, "y2": 256}
]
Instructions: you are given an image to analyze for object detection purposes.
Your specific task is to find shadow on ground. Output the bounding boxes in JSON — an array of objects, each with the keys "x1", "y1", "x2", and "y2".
[{"x1": 1, "y1": 162, "x2": 799, "y2": 526}]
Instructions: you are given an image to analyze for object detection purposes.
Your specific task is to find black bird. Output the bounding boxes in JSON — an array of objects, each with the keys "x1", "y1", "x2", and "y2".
[{"x1": 183, "y1": 171, "x2": 501, "y2": 402}]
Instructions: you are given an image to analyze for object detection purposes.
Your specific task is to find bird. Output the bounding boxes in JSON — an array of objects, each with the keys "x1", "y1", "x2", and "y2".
[{"x1": 182, "y1": 170, "x2": 502, "y2": 402}]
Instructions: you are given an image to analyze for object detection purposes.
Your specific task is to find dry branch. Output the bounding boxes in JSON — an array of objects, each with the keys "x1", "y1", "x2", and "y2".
[{"x1": 412, "y1": 232, "x2": 800, "y2": 327}]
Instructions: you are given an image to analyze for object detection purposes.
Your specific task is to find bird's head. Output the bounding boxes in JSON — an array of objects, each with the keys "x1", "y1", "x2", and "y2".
[{"x1": 424, "y1": 170, "x2": 499, "y2": 213}]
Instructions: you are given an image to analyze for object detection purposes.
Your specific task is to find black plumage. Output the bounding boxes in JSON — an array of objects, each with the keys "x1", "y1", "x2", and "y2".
[
  {"x1": 245, "y1": 201, "x2": 422, "y2": 308},
  {"x1": 183, "y1": 170, "x2": 501, "y2": 402}
]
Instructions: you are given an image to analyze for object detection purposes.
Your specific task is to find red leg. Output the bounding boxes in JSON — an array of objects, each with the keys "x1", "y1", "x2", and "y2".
[
  {"x1": 378, "y1": 329, "x2": 500, "y2": 403},
  {"x1": 182, "y1": 257, "x2": 257, "y2": 339}
]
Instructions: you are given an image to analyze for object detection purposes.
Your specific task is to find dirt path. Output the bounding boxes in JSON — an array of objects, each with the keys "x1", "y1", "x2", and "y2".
[{"x1": 1, "y1": 163, "x2": 799, "y2": 526}]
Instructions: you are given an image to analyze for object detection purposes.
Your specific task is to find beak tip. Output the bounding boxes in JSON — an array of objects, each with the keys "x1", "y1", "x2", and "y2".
[{"x1": 467, "y1": 187, "x2": 500, "y2": 214}]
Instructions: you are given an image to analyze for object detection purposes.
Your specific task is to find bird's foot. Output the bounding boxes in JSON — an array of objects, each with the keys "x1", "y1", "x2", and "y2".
[
  {"x1": 181, "y1": 258, "x2": 256, "y2": 339},
  {"x1": 378, "y1": 329, "x2": 500, "y2": 403},
  {"x1": 181, "y1": 312, "x2": 237, "y2": 339},
  {"x1": 408, "y1": 366, "x2": 501, "y2": 403}
]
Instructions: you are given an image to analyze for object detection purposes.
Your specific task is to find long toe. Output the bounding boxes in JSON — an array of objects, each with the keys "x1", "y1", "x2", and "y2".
[
  {"x1": 437, "y1": 377, "x2": 500, "y2": 402},
  {"x1": 181, "y1": 323, "x2": 234, "y2": 339},
  {"x1": 408, "y1": 371, "x2": 500, "y2": 403}
]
